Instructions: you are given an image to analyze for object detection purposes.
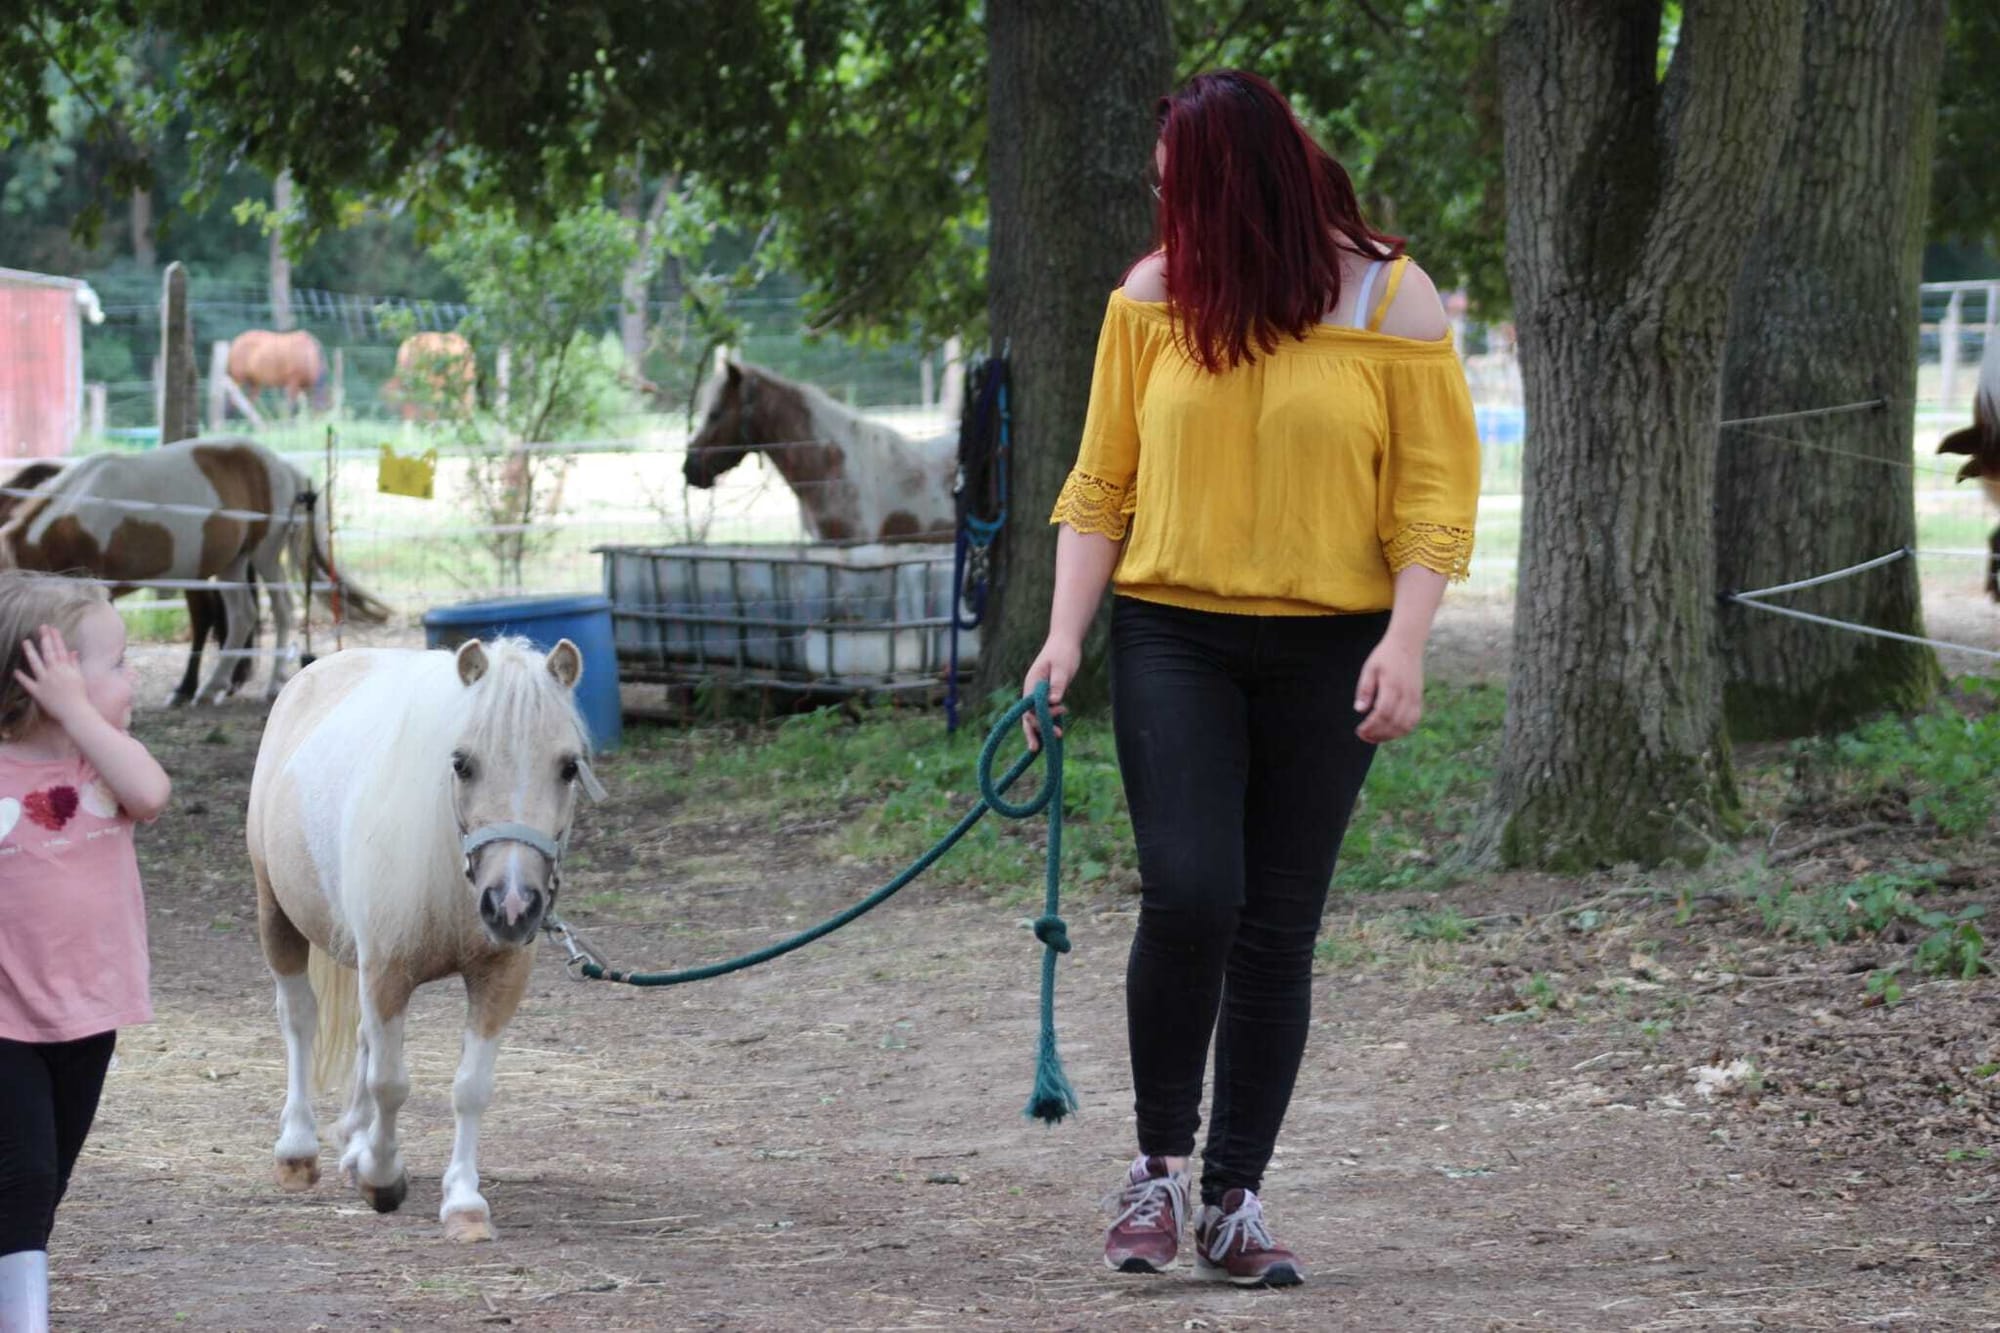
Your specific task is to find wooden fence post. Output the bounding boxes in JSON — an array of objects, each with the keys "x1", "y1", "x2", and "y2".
[{"x1": 159, "y1": 262, "x2": 199, "y2": 444}]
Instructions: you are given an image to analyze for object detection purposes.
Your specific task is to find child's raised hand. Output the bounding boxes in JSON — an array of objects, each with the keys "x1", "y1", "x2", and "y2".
[{"x1": 16, "y1": 624, "x2": 92, "y2": 727}]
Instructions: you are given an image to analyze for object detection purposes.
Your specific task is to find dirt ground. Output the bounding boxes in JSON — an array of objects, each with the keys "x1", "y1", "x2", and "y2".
[{"x1": 46, "y1": 596, "x2": 2000, "y2": 1331}]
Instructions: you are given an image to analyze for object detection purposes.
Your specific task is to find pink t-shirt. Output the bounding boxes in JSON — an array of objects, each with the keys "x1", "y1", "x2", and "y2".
[{"x1": 0, "y1": 749, "x2": 152, "y2": 1042}]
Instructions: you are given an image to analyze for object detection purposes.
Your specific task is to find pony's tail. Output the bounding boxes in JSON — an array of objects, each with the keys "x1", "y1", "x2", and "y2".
[
  {"x1": 308, "y1": 946, "x2": 360, "y2": 1098},
  {"x1": 296, "y1": 488, "x2": 392, "y2": 625}
]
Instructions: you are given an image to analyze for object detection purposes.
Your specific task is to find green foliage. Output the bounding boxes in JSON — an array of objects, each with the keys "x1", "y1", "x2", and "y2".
[
  {"x1": 1934, "y1": 0, "x2": 2000, "y2": 253},
  {"x1": 1177, "y1": 1, "x2": 1510, "y2": 311},
  {"x1": 1400, "y1": 906, "x2": 1473, "y2": 942},
  {"x1": 1793, "y1": 677, "x2": 2000, "y2": 838},
  {"x1": 410, "y1": 204, "x2": 647, "y2": 586}
]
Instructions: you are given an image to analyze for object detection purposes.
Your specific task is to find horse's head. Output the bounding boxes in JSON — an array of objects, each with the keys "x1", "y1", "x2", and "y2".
[
  {"x1": 447, "y1": 637, "x2": 595, "y2": 947},
  {"x1": 684, "y1": 361, "x2": 756, "y2": 489}
]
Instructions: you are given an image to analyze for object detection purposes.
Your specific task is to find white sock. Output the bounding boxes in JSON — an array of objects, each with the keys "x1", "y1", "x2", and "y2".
[{"x1": 0, "y1": 1250, "x2": 49, "y2": 1333}]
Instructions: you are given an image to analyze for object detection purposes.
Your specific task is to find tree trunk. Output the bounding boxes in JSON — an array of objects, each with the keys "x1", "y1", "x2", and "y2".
[
  {"x1": 270, "y1": 170, "x2": 295, "y2": 331},
  {"x1": 977, "y1": 0, "x2": 1172, "y2": 702},
  {"x1": 1715, "y1": 0, "x2": 1948, "y2": 739},
  {"x1": 1486, "y1": 0, "x2": 1805, "y2": 870},
  {"x1": 130, "y1": 186, "x2": 156, "y2": 269}
]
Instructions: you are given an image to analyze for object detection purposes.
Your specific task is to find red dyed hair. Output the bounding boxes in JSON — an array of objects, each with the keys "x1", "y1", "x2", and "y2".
[{"x1": 1152, "y1": 70, "x2": 1404, "y2": 372}]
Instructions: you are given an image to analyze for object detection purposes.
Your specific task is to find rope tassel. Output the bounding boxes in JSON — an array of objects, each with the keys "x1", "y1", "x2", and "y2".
[{"x1": 547, "y1": 683, "x2": 1080, "y2": 1125}]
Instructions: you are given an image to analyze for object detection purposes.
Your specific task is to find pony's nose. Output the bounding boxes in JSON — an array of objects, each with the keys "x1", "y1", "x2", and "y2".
[{"x1": 479, "y1": 883, "x2": 542, "y2": 932}]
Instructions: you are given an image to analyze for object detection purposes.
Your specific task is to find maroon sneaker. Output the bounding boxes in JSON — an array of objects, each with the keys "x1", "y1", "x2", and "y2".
[
  {"x1": 1194, "y1": 1189, "x2": 1304, "y2": 1287},
  {"x1": 1103, "y1": 1155, "x2": 1190, "y2": 1273}
]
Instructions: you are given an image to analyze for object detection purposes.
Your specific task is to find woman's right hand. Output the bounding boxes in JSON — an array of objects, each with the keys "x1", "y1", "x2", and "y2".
[{"x1": 1020, "y1": 635, "x2": 1081, "y2": 752}]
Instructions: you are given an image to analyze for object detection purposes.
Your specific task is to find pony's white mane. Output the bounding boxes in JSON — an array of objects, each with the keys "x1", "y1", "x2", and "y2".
[{"x1": 341, "y1": 637, "x2": 589, "y2": 957}]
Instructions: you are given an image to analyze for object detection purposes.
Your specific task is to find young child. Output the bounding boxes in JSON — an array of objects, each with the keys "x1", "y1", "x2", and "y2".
[{"x1": 0, "y1": 573, "x2": 170, "y2": 1333}]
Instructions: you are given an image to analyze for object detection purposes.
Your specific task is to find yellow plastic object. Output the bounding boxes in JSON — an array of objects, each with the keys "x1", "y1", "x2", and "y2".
[{"x1": 377, "y1": 444, "x2": 437, "y2": 499}]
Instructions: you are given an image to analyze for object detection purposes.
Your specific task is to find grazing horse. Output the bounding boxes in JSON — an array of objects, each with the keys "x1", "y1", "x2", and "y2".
[
  {"x1": 228, "y1": 329, "x2": 328, "y2": 415},
  {"x1": 683, "y1": 360, "x2": 957, "y2": 541},
  {"x1": 247, "y1": 637, "x2": 593, "y2": 1241},
  {"x1": 1937, "y1": 335, "x2": 2000, "y2": 599},
  {"x1": 0, "y1": 436, "x2": 390, "y2": 703},
  {"x1": 386, "y1": 331, "x2": 477, "y2": 421}
]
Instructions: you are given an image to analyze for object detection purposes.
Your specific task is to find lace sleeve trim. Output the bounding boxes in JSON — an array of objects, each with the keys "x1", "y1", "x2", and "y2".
[
  {"x1": 1384, "y1": 523, "x2": 1475, "y2": 581},
  {"x1": 1049, "y1": 469, "x2": 1136, "y2": 540}
]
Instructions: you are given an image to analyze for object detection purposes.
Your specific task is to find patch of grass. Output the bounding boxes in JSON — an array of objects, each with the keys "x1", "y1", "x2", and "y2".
[
  {"x1": 1336, "y1": 682, "x2": 1505, "y2": 893},
  {"x1": 1401, "y1": 907, "x2": 1475, "y2": 942},
  {"x1": 1789, "y1": 676, "x2": 2000, "y2": 838},
  {"x1": 626, "y1": 680, "x2": 1505, "y2": 899},
  {"x1": 1755, "y1": 863, "x2": 1987, "y2": 982}
]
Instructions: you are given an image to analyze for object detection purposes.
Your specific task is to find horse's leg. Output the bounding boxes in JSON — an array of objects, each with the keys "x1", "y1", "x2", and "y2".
[
  {"x1": 171, "y1": 591, "x2": 215, "y2": 707},
  {"x1": 262, "y1": 560, "x2": 296, "y2": 700},
  {"x1": 1986, "y1": 522, "x2": 1999, "y2": 601},
  {"x1": 257, "y1": 863, "x2": 321, "y2": 1191},
  {"x1": 197, "y1": 573, "x2": 255, "y2": 705},
  {"x1": 334, "y1": 1024, "x2": 374, "y2": 1166},
  {"x1": 346, "y1": 963, "x2": 416, "y2": 1214},
  {"x1": 440, "y1": 951, "x2": 533, "y2": 1242}
]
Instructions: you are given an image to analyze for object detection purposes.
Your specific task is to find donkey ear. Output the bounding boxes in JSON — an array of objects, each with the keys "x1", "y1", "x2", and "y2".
[
  {"x1": 545, "y1": 638, "x2": 583, "y2": 689},
  {"x1": 1959, "y1": 457, "x2": 1988, "y2": 483},
  {"x1": 455, "y1": 639, "x2": 489, "y2": 686},
  {"x1": 1938, "y1": 425, "x2": 1979, "y2": 457}
]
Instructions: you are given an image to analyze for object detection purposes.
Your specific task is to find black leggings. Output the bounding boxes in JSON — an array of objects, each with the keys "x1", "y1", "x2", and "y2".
[
  {"x1": 1111, "y1": 597, "x2": 1384, "y2": 1204},
  {"x1": 0, "y1": 1031, "x2": 116, "y2": 1255}
]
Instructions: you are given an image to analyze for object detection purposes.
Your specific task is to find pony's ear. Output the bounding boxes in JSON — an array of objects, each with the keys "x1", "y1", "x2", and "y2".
[
  {"x1": 1959, "y1": 456, "x2": 1988, "y2": 483},
  {"x1": 455, "y1": 639, "x2": 489, "y2": 686},
  {"x1": 1937, "y1": 425, "x2": 1976, "y2": 457},
  {"x1": 725, "y1": 361, "x2": 742, "y2": 385},
  {"x1": 545, "y1": 638, "x2": 583, "y2": 689}
]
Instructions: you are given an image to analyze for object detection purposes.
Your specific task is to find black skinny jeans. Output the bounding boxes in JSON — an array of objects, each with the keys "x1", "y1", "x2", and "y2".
[
  {"x1": 0, "y1": 1031, "x2": 116, "y2": 1255},
  {"x1": 1111, "y1": 596, "x2": 1385, "y2": 1204}
]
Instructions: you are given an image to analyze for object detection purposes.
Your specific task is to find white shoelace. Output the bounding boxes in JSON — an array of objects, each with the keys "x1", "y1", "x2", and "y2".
[
  {"x1": 1204, "y1": 1192, "x2": 1278, "y2": 1260},
  {"x1": 1109, "y1": 1160, "x2": 1189, "y2": 1231}
]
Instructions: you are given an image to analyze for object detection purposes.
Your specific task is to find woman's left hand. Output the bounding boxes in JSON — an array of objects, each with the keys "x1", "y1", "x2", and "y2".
[{"x1": 1354, "y1": 635, "x2": 1424, "y2": 743}]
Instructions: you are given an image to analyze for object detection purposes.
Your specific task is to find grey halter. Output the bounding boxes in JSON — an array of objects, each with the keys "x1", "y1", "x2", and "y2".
[{"x1": 456, "y1": 760, "x2": 606, "y2": 883}]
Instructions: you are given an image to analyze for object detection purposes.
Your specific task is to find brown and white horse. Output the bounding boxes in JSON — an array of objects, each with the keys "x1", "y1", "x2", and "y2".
[
  {"x1": 0, "y1": 437, "x2": 389, "y2": 703},
  {"x1": 1937, "y1": 335, "x2": 2000, "y2": 599},
  {"x1": 683, "y1": 360, "x2": 957, "y2": 541},
  {"x1": 248, "y1": 637, "x2": 595, "y2": 1241}
]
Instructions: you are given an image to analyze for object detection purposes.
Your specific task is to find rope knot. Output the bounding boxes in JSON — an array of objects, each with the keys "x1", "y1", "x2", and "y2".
[{"x1": 1031, "y1": 914, "x2": 1071, "y2": 954}]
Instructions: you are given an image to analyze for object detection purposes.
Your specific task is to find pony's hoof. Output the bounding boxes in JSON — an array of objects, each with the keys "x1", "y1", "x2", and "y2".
[
  {"x1": 443, "y1": 1209, "x2": 495, "y2": 1243},
  {"x1": 274, "y1": 1156, "x2": 321, "y2": 1192},
  {"x1": 360, "y1": 1172, "x2": 409, "y2": 1214},
  {"x1": 167, "y1": 693, "x2": 192, "y2": 709}
]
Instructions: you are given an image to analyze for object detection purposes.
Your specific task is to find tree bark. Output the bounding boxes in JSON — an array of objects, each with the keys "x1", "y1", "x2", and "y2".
[
  {"x1": 270, "y1": 170, "x2": 295, "y2": 331},
  {"x1": 1486, "y1": 0, "x2": 1805, "y2": 870},
  {"x1": 977, "y1": 0, "x2": 1173, "y2": 702},
  {"x1": 130, "y1": 186, "x2": 155, "y2": 269},
  {"x1": 1715, "y1": 0, "x2": 1948, "y2": 739}
]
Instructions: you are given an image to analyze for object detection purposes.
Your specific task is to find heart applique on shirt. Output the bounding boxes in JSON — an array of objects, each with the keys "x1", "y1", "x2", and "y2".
[{"x1": 23, "y1": 785, "x2": 79, "y2": 831}]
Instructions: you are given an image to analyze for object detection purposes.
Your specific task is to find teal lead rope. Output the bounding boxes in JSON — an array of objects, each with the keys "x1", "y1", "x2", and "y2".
[{"x1": 546, "y1": 683, "x2": 1078, "y2": 1125}]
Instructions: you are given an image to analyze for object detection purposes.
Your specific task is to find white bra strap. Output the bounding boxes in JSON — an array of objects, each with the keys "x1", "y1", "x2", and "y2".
[{"x1": 1351, "y1": 261, "x2": 1384, "y2": 329}]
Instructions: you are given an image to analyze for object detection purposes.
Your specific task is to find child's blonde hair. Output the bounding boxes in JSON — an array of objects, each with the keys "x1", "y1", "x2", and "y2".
[{"x1": 0, "y1": 571, "x2": 112, "y2": 741}]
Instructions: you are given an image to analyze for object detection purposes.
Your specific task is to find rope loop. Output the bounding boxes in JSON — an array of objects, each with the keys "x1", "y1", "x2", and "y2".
[{"x1": 977, "y1": 684, "x2": 1060, "y2": 819}]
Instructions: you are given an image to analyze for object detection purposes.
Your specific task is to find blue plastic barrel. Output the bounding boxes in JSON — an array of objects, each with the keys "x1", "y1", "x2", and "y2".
[{"x1": 421, "y1": 593, "x2": 623, "y2": 752}]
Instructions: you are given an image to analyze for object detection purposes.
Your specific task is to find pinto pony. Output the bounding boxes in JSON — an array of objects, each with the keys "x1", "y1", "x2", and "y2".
[
  {"x1": 247, "y1": 637, "x2": 595, "y2": 1240},
  {"x1": 0, "y1": 436, "x2": 390, "y2": 703},
  {"x1": 683, "y1": 360, "x2": 957, "y2": 541},
  {"x1": 228, "y1": 329, "x2": 329, "y2": 415},
  {"x1": 1937, "y1": 335, "x2": 2000, "y2": 599}
]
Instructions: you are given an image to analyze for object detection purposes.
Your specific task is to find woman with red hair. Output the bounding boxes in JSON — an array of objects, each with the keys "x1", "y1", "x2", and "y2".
[{"x1": 1023, "y1": 69, "x2": 1479, "y2": 1288}]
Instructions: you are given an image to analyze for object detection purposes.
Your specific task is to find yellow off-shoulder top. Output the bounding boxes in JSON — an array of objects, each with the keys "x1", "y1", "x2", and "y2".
[{"x1": 1050, "y1": 273, "x2": 1481, "y2": 616}]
